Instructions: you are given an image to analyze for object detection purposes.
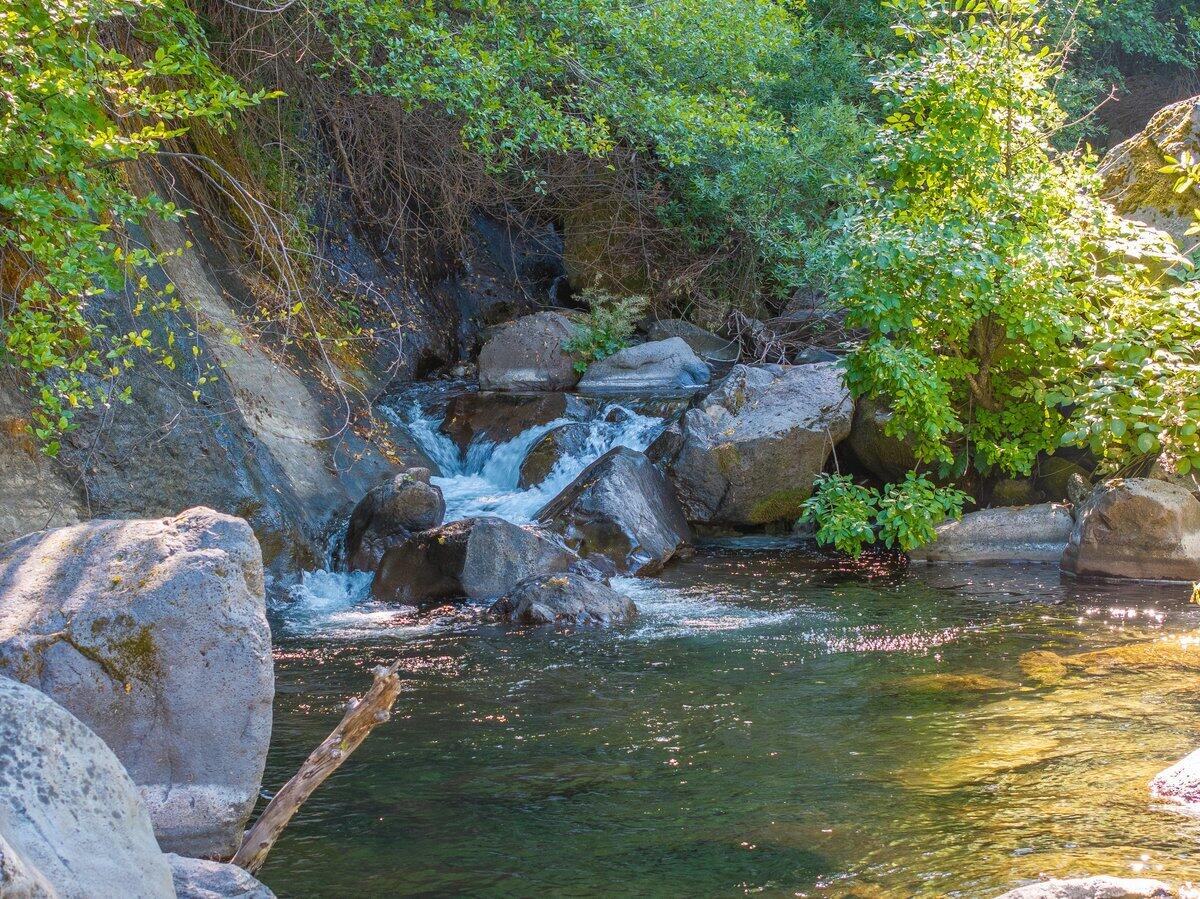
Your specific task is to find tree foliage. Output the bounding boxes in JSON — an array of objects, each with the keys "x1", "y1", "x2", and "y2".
[{"x1": 0, "y1": 0, "x2": 270, "y2": 451}]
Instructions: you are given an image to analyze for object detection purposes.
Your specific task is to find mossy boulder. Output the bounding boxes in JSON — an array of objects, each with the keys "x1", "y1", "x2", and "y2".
[{"x1": 0, "y1": 508, "x2": 273, "y2": 858}]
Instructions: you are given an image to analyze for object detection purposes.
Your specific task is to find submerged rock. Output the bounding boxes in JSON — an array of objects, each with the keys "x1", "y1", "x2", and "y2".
[
  {"x1": 658, "y1": 363, "x2": 853, "y2": 526},
  {"x1": 1150, "y1": 747, "x2": 1200, "y2": 808},
  {"x1": 490, "y1": 572, "x2": 637, "y2": 627},
  {"x1": 518, "y1": 423, "x2": 590, "y2": 488},
  {"x1": 0, "y1": 508, "x2": 273, "y2": 858},
  {"x1": 167, "y1": 854, "x2": 276, "y2": 899},
  {"x1": 537, "y1": 446, "x2": 690, "y2": 575},
  {"x1": 439, "y1": 391, "x2": 584, "y2": 454},
  {"x1": 993, "y1": 876, "x2": 1174, "y2": 898},
  {"x1": 0, "y1": 677, "x2": 175, "y2": 898},
  {"x1": 1062, "y1": 478, "x2": 1200, "y2": 581},
  {"x1": 894, "y1": 673, "x2": 1020, "y2": 696},
  {"x1": 1019, "y1": 636, "x2": 1200, "y2": 686},
  {"x1": 577, "y1": 338, "x2": 711, "y2": 392},
  {"x1": 478, "y1": 311, "x2": 581, "y2": 390},
  {"x1": 344, "y1": 468, "x2": 445, "y2": 572},
  {"x1": 908, "y1": 504, "x2": 1073, "y2": 563},
  {"x1": 373, "y1": 516, "x2": 580, "y2": 605},
  {"x1": 645, "y1": 319, "x2": 739, "y2": 364}
]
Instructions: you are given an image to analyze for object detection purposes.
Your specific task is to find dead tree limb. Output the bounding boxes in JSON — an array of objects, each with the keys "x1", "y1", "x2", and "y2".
[{"x1": 231, "y1": 660, "x2": 403, "y2": 873}]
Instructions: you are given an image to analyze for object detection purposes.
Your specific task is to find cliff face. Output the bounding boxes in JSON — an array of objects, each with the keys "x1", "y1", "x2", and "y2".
[{"x1": 0, "y1": 171, "x2": 563, "y2": 579}]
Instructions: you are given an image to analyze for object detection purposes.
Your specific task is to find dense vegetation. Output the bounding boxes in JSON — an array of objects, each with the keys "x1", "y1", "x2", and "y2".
[{"x1": 1, "y1": 0, "x2": 1198, "y2": 548}]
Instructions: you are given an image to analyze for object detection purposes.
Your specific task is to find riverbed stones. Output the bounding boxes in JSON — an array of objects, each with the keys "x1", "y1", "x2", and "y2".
[
  {"x1": 0, "y1": 508, "x2": 274, "y2": 858},
  {"x1": 373, "y1": 516, "x2": 581, "y2": 604},
  {"x1": 477, "y1": 311, "x2": 581, "y2": 390},
  {"x1": 0, "y1": 677, "x2": 176, "y2": 898},
  {"x1": 490, "y1": 572, "x2": 637, "y2": 627},
  {"x1": 1061, "y1": 478, "x2": 1200, "y2": 581},
  {"x1": 439, "y1": 391, "x2": 584, "y2": 453},
  {"x1": 537, "y1": 446, "x2": 690, "y2": 575},
  {"x1": 577, "y1": 338, "x2": 711, "y2": 392},
  {"x1": 908, "y1": 504, "x2": 1073, "y2": 563},
  {"x1": 344, "y1": 468, "x2": 445, "y2": 572},
  {"x1": 993, "y1": 876, "x2": 1174, "y2": 898},
  {"x1": 1150, "y1": 747, "x2": 1200, "y2": 807},
  {"x1": 645, "y1": 319, "x2": 739, "y2": 364},
  {"x1": 518, "y1": 423, "x2": 590, "y2": 488},
  {"x1": 657, "y1": 363, "x2": 854, "y2": 525},
  {"x1": 167, "y1": 854, "x2": 277, "y2": 898}
]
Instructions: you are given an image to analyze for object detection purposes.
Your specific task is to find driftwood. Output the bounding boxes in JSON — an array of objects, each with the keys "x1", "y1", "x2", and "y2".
[{"x1": 230, "y1": 660, "x2": 403, "y2": 873}]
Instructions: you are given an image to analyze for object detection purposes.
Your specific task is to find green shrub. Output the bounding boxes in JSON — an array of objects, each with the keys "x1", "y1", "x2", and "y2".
[{"x1": 563, "y1": 289, "x2": 649, "y2": 373}]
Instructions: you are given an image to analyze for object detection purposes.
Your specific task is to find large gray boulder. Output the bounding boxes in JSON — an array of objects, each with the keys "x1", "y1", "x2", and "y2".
[
  {"x1": 645, "y1": 319, "x2": 739, "y2": 363},
  {"x1": 658, "y1": 363, "x2": 854, "y2": 525},
  {"x1": 909, "y1": 504, "x2": 1073, "y2": 563},
  {"x1": 0, "y1": 508, "x2": 274, "y2": 858},
  {"x1": 167, "y1": 854, "x2": 276, "y2": 898},
  {"x1": 439, "y1": 391, "x2": 583, "y2": 454},
  {"x1": 1062, "y1": 479, "x2": 1200, "y2": 581},
  {"x1": 478, "y1": 311, "x2": 581, "y2": 390},
  {"x1": 372, "y1": 516, "x2": 581, "y2": 605},
  {"x1": 343, "y1": 468, "x2": 445, "y2": 572},
  {"x1": 0, "y1": 677, "x2": 175, "y2": 898},
  {"x1": 993, "y1": 877, "x2": 1174, "y2": 898},
  {"x1": 578, "y1": 338, "x2": 711, "y2": 392},
  {"x1": 1150, "y1": 747, "x2": 1200, "y2": 807},
  {"x1": 490, "y1": 572, "x2": 637, "y2": 627},
  {"x1": 537, "y1": 447, "x2": 690, "y2": 575}
]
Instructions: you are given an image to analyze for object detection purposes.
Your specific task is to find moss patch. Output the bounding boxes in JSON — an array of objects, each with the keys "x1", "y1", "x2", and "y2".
[{"x1": 749, "y1": 488, "x2": 810, "y2": 524}]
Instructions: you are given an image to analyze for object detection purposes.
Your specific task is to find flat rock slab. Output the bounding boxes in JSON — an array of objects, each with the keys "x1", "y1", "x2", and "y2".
[
  {"x1": 0, "y1": 508, "x2": 274, "y2": 858},
  {"x1": 909, "y1": 503, "x2": 1073, "y2": 563},
  {"x1": 577, "y1": 337, "x2": 711, "y2": 392},
  {"x1": 993, "y1": 876, "x2": 1174, "y2": 898},
  {"x1": 0, "y1": 677, "x2": 175, "y2": 899}
]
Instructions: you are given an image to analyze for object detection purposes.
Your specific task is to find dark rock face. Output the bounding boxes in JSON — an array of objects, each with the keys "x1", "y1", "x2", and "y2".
[
  {"x1": 439, "y1": 391, "x2": 583, "y2": 454},
  {"x1": 988, "y1": 478, "x2": 1045, "y2": 507},
  {"x1": 846, "y1": 396, "x2": 918, "y2": 484},
  {"x1": 478, "y1": 312, "x2": 581, "y2": 390},
  {"x1": 344, "y1": 469, "x2": 445, "y2": 572},
  {"x1": 645, "y1": 319, "x2": 740, "y2": 364},
  {"x1": 372, "y1": 517, "x2": 579, "y2": 605},
  {"x1": 490, "y1": 572, "x2": 636, "y2": 627},
  {"x1": 537, "y1": 447, "x2": 690, "y2": 576},
  {"x1": 1062, "y1": 478, "x2": 1200, "y2": 581},
  {"x1": 658, "y1": 363, "x2": 854, "y2": 526},
  {"x1": 577, "y1": 338, "x2": 711, "y2": 392},
  {"x1": 518, "y1": 423, "x2": 591, "y2": 488}
]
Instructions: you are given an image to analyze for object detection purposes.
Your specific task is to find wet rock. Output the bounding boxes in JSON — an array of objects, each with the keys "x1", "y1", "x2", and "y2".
[
  {"x1": 478, "y1": 311, "x2": 581, "y2": 390},
  {"x1": 578, "y1": 338, "x2": 711, "y2": 393},
  {"x1": 0, "y1": 508, "x2": 273, "y2": 858},
  {"x1": 490, "y1": 572, "x2": 637, "y2": 627},
  {"x1": 537, "y1": 447, "x2": 691, "y2": 576},
  {"x1": 167, "y1": 854, "x2": 276, "y2": 899},
  {"x1": 0, "y1": 677, "x2": 175, "y2": 898},
  {"x1": 659, "y1": 363, "x2": 854, "y2": 525},
  {"x1": 644, "y1": 319, "x2": 740, "y2": 364},
  {"x1": 518, "y1": 423, "x2": 590, "y2": 488},
  {"x1": 1062, "y1": 478, "x2": 1200, "y2": 581},
  {"x1": 993, "y1": 876, "x2": 1174, "y2": 898},
  {"x1": 439, "y1": 391, "x2": 583, "y2": 453},
  {"x1": 373, "y1": 516, "x2": 581, "y2": 605},
  {"x1": 908, "y1": 504, "x2": 1073, "y2": 563},
  {"x1": 845, "y1": 396, "x2": 918, "y2": 483},
  {"x1": 344, "y1": 468, "x2": 445, "y2": 572},
  {"x1": 1150, "y1": 747, "x2": 1200, "y2": 807}
]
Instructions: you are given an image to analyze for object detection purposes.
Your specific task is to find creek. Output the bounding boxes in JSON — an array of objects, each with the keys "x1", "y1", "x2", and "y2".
[{"x1": 261, "y1": 386, "x2": 1200, "y2": 897}]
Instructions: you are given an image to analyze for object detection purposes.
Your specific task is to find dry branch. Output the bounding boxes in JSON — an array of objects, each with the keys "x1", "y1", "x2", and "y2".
[{"x1": 230, "y1": 660, "x2": 403, "y2": 873}]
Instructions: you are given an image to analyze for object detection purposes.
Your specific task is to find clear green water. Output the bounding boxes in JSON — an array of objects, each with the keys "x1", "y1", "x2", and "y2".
[{"x1": 260, "y1": 545, "x2": 1200, "y2": 897}]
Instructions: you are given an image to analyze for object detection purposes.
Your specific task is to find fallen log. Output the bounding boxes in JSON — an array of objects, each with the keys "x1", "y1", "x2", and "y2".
[{"x1": 230, "y1": 660, "x2": 403, "y2": 873}]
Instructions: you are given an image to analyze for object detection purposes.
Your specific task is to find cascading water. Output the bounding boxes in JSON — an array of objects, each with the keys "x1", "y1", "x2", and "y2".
[{"x1": 281, "y1": 389, "x2": 671, "y2": 634}]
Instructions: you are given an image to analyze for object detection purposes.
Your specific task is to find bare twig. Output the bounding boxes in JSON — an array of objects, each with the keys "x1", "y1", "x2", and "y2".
[{"x1": 230, "y1": 660, "x2": 403, "y2": 874}]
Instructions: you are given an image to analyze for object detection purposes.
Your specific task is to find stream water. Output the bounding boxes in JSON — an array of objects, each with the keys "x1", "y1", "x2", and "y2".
[{"x1": 263, "y1": 388, "x2": 1200, "y2": 897}]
